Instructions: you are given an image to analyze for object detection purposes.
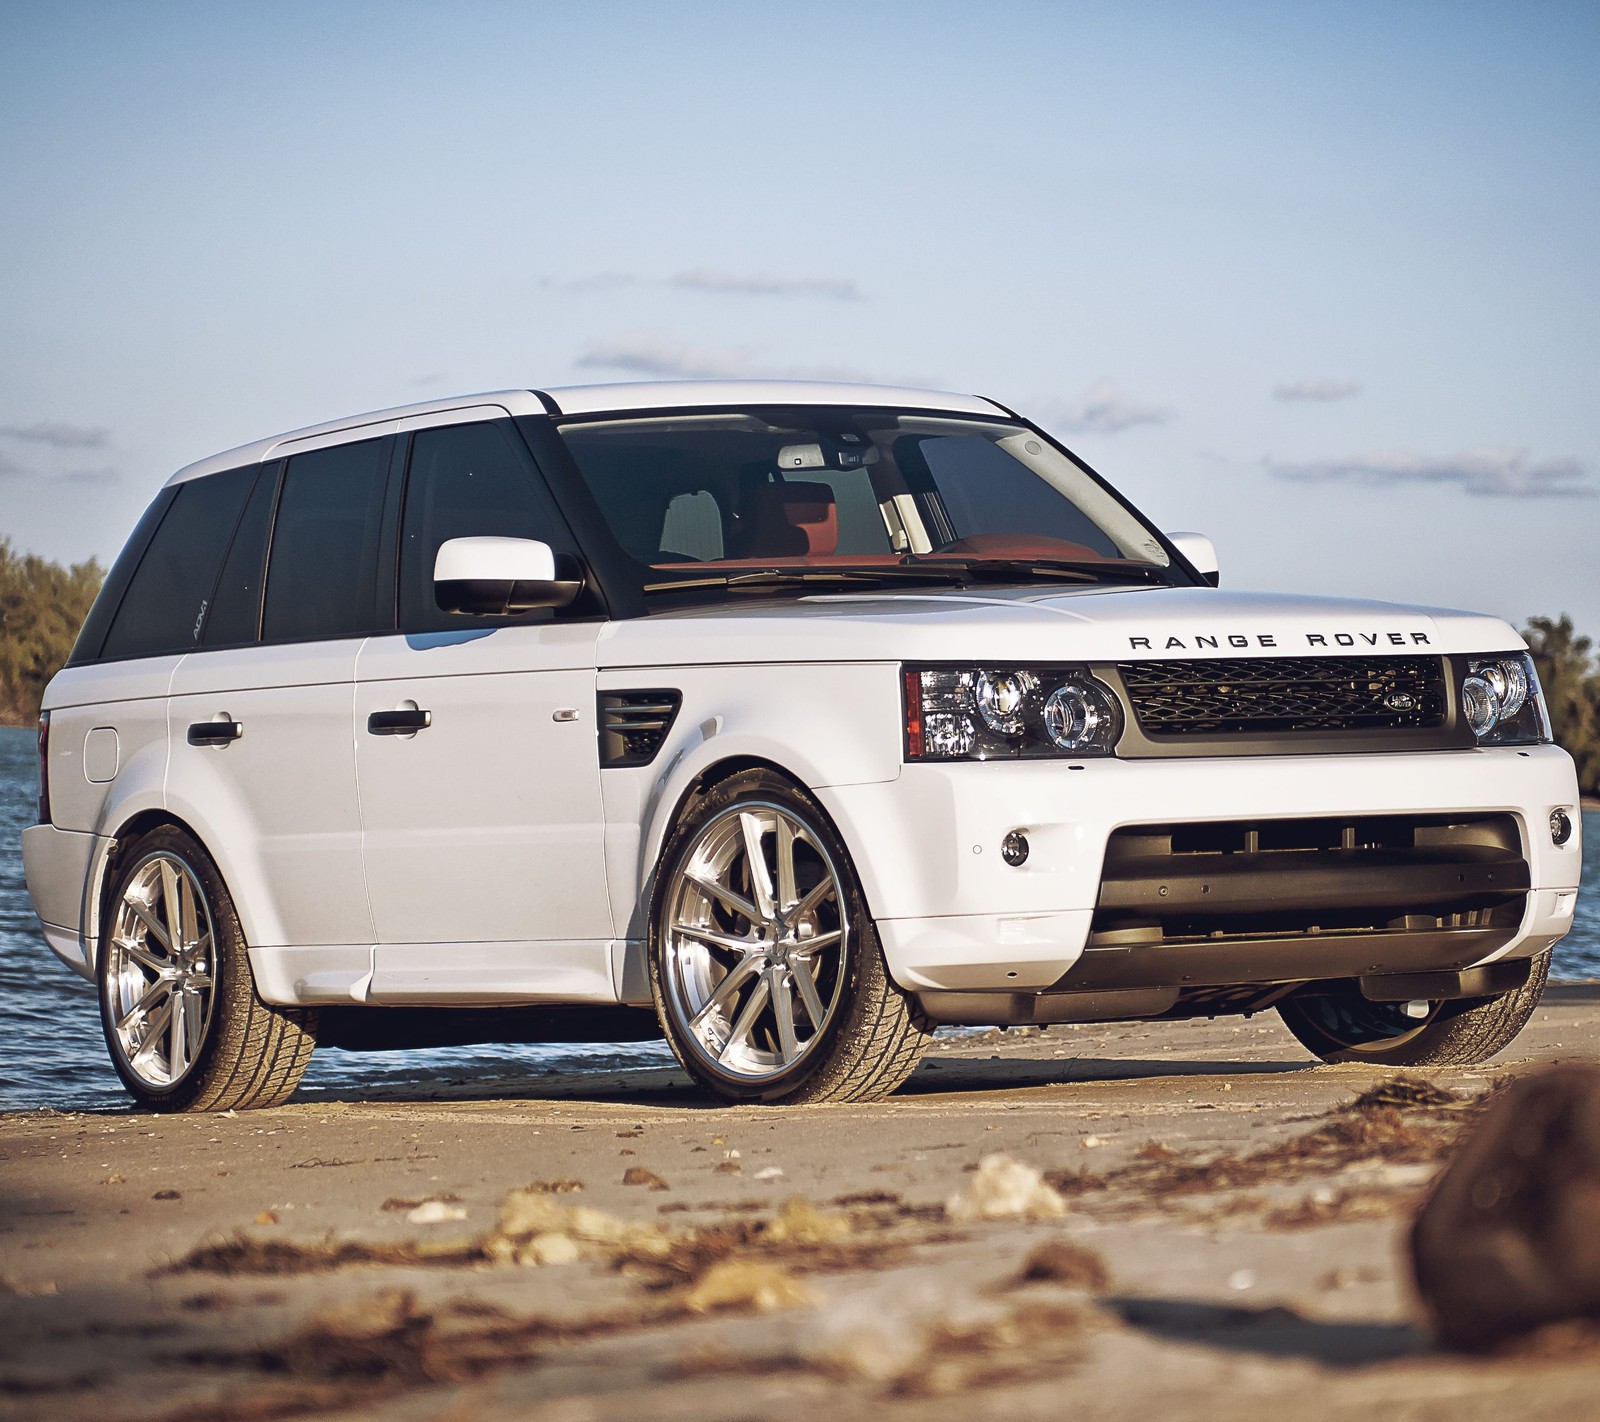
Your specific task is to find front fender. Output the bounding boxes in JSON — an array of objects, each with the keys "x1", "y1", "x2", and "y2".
[{"x1": 598, "y1": 661, "x2": 904, "y2": 942}]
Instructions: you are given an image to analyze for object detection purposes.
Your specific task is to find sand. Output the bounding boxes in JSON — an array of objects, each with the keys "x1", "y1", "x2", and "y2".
[{"x1": 4, "y1": 984, "x2": 1600, "y2": 1421}]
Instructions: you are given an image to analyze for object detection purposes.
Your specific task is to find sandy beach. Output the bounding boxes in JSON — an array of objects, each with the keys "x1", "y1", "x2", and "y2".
[{"x1": 4, "y1": 987, "x2": 1600, "y2": 1422}]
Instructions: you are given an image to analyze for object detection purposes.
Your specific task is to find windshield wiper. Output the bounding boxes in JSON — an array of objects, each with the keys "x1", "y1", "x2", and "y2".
[
  {"x1": 642, "y1": 566, "x2": 975, "y2": 594},
  {"x1": 643, "y1": 559, "x2": 1167, "y2": 596},
  {"x1": 898, "y1": 557, "x2": 1166, "y2": 586}
]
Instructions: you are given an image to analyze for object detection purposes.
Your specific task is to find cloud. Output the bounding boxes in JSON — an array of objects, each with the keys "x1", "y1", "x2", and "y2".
[
  {"x1": 541, "y1": 270, "x2": 863, "y2": 300},
  {"x1": 1044, "y1": 379, "x2": 1173, "y2": 434},
  {"x1": 1274, "y1": 379, "x2": 1362, "y2": 402},
  {"x1": 668, "y1": 269, "x2": 863, "y2": 301},
  {"x1": 539, "y1": 273, "x2": 639, "y2": 294},
  {"x1": 1267, "y1": 447, "x2": 1592, "y2": 499},
  {"x1": 577, "y1": 336, "x2": 760, "y2": 379},
  {"x1": 0, "y1": 449, "x2": 26, "y2": 477},
  {"x1": 0, "y1": 421, "x2": 109, "y2": 448},
  {"x1": 574, "y1": 334, "x2": 880, "y2": 384},
  {"x1": 60, "y1": 466, "x2": 119, "y2": 486}
]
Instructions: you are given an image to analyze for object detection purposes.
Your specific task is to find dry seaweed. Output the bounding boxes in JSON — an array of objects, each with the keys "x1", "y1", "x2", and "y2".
[
  {"x1": 1046, "y1": 1078, "x2": 1479, "y2": 1209},
  {"x1": 1345, "y1": 1077, "x2": 1465, "y2": 1114},
  {"x1": 1008, "y1": 1239, "x2": 1111, "y2": 1291},
  {"x1": 154, "y1": 1235, "x2": 475, "y2": 1277}
]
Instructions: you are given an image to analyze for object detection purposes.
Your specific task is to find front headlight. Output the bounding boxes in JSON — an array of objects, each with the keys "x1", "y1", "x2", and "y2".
[
  {"x1": 904, "y1": 665, "x2": 1122, "y2": 761},
  {"x1": 1461, "y1": 652, "x2": 1550, "y2": 745}
]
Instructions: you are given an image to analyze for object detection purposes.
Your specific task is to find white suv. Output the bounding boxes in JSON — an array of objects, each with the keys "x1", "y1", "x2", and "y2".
[{"x1": 22, "y1": 382, "x2": 1584, "y2": 1110}]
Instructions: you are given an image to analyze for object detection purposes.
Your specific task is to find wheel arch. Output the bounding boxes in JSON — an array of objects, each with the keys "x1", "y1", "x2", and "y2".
[
  {"x1": 637, "y1": 753, "x2": 880, "y2": 944},
  {"x1": 88, "y1": 809, "x2": 209, "y2": 974}
]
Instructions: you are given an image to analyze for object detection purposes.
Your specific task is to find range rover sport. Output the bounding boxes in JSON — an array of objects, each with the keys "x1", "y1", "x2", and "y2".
[{"x1": 21, "y1": 381, "x2": 1584, "y2": 1110}]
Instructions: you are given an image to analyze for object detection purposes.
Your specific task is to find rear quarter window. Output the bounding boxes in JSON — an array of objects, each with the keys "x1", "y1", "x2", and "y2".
[{"x1": 96, "y1": 466, "x2": 257, "y2": 662}]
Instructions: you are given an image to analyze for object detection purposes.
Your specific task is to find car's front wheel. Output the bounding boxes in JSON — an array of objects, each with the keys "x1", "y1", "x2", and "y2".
[
  {"x1": 1276, "y1": 952, "x2": 1550, "y2": 1067},
  {"x1": 650, "y1": 770, "x2": 930, "y2": 1104},
  {"x1": 98, "y1": 826, "x2": 317, "y2": 1112}
]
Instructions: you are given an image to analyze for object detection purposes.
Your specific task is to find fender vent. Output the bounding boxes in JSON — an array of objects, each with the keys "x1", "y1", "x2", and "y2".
[{"x1": 599, "y1": 690, "x2": 682, "y2": 767}]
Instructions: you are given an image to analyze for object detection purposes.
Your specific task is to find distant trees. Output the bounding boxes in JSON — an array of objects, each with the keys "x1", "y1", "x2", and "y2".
[
  {"x1": 0, "y1": 540, "x2": 104, "y2": 725},
  {"x1": 1524, "y1": 615, "x2": 1600, "y2": 797}
]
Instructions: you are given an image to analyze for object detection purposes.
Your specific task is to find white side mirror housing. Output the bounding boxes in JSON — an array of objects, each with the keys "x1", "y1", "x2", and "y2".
[
  {"x1": 1168, "y1": 531, "x2": 1219, "y2": 587},
  {"x1": 432, "y1": 536, "x2": 583, "y2": 614}
]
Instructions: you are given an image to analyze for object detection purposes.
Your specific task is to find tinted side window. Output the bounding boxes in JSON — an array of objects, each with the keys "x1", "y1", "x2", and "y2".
[
  {"x1": 262, "y1": 438, "x2": 391, "y2": 643},
  {"x1": 398, "y1": 422, "x2": 565, "y2": 632},
  {"x1": 202, "y1": 462, "x2": 279, "y2": 648},
  {"x1": 67, "y1": 487, "x2": 176, "y2": 665},
  {"x1": 98, "y1": 467, "x2": 256, "y2": 662}
]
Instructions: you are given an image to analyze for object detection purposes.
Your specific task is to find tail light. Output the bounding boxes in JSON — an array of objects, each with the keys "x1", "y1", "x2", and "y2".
[{"x1": 37, "y1": 710, "x2": 51, "y2": 824}]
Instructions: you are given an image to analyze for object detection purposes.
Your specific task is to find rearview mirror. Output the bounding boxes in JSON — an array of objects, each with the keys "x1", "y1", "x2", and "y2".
[
  {"x1": 433, "y1": 536, "x2": 585, "y2": 615},
  {"x1": 1168, "y1": 531, "x2": 1219, "y2": 587}
]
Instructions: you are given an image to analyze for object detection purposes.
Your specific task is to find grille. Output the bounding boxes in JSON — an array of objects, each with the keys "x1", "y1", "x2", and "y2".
[
  {"x1": 1117, "y1": 656, "x2": 1446, "y2": 736},
  {"x1": 599, "y1": 690, "x2": 682, "y2": 767}
]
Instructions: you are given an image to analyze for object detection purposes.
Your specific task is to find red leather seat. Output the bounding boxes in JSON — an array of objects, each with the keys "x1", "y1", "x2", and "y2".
[{"x1": 729, "y1": 481, "x2": 839, "y2": 558}]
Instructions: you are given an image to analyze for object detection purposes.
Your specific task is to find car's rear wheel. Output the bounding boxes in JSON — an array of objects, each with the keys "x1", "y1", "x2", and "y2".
[
  {"x1": 650, "y1": 770, "x2": 930, "y2": 1104},
  {"x1": 98, "y1": 826, "x2": 317, "y2": 1112},
  {"x1": 1276, "y1": 952, "x2": 1550, "y2": 1066}
]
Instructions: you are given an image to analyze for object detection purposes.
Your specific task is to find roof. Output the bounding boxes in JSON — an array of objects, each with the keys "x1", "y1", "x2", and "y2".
[{"x1": 164, "y1": 380, "x2": 1011, "y2": 485}]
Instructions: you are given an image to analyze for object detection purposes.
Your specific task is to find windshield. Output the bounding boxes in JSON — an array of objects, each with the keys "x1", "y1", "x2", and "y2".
[{"x1": 556, "y1": 408, "x2": 1181, "y2": 599}]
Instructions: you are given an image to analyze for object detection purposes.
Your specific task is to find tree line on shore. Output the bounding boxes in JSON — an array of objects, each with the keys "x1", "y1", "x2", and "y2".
[
  {"x1": 0, "y1": 540, "x2": 103, "y2": 726},
  {"x1": 0, "y1": 542, "x2": 1598, "y2": 795}
]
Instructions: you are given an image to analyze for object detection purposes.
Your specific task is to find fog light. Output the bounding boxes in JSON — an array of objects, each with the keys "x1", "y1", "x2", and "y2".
[
  {"x1": 1551, "y1": 808, "x2": 1573, "y2": 846},
  {"x1": 1001, "y1": 831, "x2": 1030, "y2": 867}
]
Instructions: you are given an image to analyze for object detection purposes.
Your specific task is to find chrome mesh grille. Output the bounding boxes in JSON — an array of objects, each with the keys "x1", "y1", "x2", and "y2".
[{"x1": 1117, "y1": 656, "x2": 1447, "y2": 736}]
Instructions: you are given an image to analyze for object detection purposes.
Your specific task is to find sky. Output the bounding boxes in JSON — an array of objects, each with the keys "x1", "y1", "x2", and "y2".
[{"x1": 1, "y1": 0, "x2": 1596, "y2": 635}]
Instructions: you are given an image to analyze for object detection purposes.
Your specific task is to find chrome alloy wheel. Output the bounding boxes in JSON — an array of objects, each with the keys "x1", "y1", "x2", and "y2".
[
  {"x1": 661, "y1": 802, "x2": 849, "y2": 1080},
  {"x1": 104, "y1": 852, "x2": 217, "y2": 1090}
]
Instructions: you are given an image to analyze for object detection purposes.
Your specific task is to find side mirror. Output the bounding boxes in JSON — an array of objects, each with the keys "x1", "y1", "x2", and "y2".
[
  {"x1": 1168, "y1": 531, "x2": 1219, "y2": 587},
  {"x1": 433, "y1": 536, "x2": 585, "y2": 615}
]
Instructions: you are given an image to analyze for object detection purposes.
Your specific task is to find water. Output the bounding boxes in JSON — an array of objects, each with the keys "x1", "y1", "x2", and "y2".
[{"x1": 1, "y1": 724, "x2": 1596, "y2": 1112}]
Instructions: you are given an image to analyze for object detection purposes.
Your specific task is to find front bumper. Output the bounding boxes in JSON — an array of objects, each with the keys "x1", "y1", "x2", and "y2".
[{"x1": 816, "y1": 743, "x2": 1582, "y2": 993}]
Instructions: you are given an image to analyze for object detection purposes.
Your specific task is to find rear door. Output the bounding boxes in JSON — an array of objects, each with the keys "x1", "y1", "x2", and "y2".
[
  {"x1": 166, "y1": 435, "x2": 397, "y2": 1003},
  {"x1": 354, "y1": 413, "x2": 612, "y2": 1003}
]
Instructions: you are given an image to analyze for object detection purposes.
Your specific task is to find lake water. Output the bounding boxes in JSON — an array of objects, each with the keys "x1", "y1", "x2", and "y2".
[{"x1": 1, "y1": 724, "x2": 1595, "y2": 1112}]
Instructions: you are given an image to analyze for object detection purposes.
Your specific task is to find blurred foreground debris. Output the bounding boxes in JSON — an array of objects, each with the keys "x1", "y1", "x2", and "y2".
[{"x1": 1410, "y1": 1063, "x2": 1600, "y2": 1350}]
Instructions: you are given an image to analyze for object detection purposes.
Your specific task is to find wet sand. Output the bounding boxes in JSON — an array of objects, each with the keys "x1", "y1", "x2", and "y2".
[{"x1": 4, "y1": 985, "x2": 1600, "y2": 1421}]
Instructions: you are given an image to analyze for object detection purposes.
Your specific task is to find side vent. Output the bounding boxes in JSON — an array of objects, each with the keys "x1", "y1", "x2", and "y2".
[{"x1": 599, "y1": 690, "x2": 683, "y2": 768}]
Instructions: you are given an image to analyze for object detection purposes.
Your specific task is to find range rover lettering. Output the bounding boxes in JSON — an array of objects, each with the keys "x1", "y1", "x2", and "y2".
[{"x1": 21, "y1": 382, "x2": 1584, "y2": 1110}]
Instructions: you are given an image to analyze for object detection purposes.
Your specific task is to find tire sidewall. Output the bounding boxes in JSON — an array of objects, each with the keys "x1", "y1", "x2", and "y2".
[{"x1": 648, "y1": 771, "x2": 874, "y2": 1104}]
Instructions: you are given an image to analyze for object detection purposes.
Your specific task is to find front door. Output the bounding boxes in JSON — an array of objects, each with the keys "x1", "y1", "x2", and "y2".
[{"x1": 354, "y1": 417, "x2": 613, "y2": 1002}]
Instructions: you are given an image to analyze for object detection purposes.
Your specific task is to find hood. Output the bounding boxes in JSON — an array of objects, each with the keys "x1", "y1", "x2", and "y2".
[{"x1": 595, "y1": 583, "x2": 1525, "y2": 669}]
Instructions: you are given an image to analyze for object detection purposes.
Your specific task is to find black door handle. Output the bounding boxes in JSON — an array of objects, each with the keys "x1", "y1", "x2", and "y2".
[
  {"x1": 367, "y1": 709, "x2": 432, "y2": 735},
  {"x1": 187, "y1": 720, "x2": 243, "y2": 746}
]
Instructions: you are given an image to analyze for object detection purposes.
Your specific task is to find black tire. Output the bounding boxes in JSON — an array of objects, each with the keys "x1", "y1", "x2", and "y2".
[
  {"x1": 649, "y1": 769, "x2": 931, "y2": 1104},
  {"x1": 1276, "y1": 952, "x2": 1550, "y2": 1067},
  {"x1": 97, "y1": 826, "x2": 318, "y2": 1112}
]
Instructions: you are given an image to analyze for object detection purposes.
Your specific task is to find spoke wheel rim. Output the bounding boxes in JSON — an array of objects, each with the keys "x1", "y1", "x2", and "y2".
[
  {"x1": 1299, "y1": 991, "x2": 1440, "y2": 1053},
  {"x1": 662, "y1": 801, "x2": 850, "y2": 1082},
  {"x1": 104, "y1": 852, "x2": 218, "y2": 1091}
]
